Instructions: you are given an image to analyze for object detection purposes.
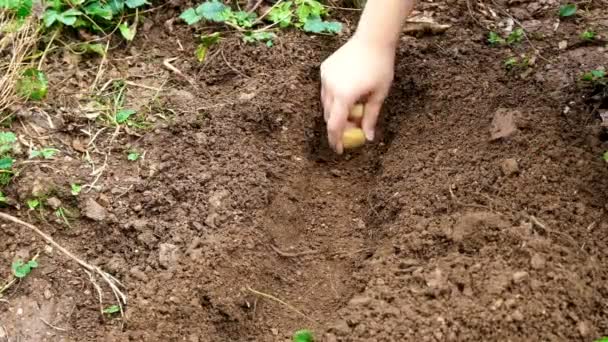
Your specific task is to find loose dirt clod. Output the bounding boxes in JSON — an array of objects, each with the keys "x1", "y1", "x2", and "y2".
[
  {"x1": 490, "y1": 108, "x2": 520, "y2": 140},
  {"x1": 83, "y1": 198, "x2": 108, "y2": 221},
  {"x1": 501, "y1": 158, "x2": 519, "y2": 176}
]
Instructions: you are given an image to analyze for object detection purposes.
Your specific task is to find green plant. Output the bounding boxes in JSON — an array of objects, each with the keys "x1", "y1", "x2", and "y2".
[
  {"x1": 580, "y1": 30, "x2": 596, "y2": 41},
  {"x1": 15, "y1": 68, "x2": 48, "y2": 101},
  {"x1": 180, "y1": 0, "x2": 342, "y2": 51},
  {"x1": 292, "y1": 329, "x2": 314, "y2": 342},
  {"x1": 0, "y1": 192, "x2": 7, "y2": 204},
  {"x1": 581, "y1": 69, "x2": 606, "y2": 85},
  {"x1": 127, "y1": 151, "x2": 140, "y2": 161},
  {"x1": 559, "y1": 3, "x2": 577, "y2": 18},
  {"x1": 506, "y1": 28, "x2": 524, "y2": 45},
  {"x1": 196, "y1": 32, "x2": 221, "y2": 62},
  {"x1": 0, "y1": 0, "x2": 150, "y2": 41},
  {"x1": 12, "y1": 258, "x2": 38, "y2": 279},
  {"x1": 594, "y1": 337, "x2": 608, "y2": 342},
  {"x1": 488, "y1": 29, "x2": 524, "y2": 47},
  {"x1": 29, "y1": 147, "x2": 59, "y2": 159},
  {"x1": 71, "y1": 183, "x2": 82, "y2": 196},
  {"x1": 603, "y1": 151, "x2": 608, "y2": 162},
  {"x1": 103, "y1": 305, "x2": 120, "y2": 314},
  {"x1": 55, "y1": 207, "x2": 72, "y2": 227},
  {"x1": 27, "y1": 198, "x2": 40, "y2": 210},
  {"x1": 0, "y1": 132, "x2": 16, "y2": 186}
]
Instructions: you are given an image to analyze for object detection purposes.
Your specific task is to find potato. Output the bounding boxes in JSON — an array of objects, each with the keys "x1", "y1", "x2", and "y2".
[
  {"x1": 342, "y1": 127, "x2": 366, "y2": 149},
  {"x1": 349, "y1": 103, "x2": 364, "y2": 121}
]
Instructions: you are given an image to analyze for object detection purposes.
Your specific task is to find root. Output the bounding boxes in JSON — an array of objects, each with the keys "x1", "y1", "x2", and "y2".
[
  {"x1": 246, "y1": 286, "x2": 315, "y2": 323},
  {"x1": 269, "y1": 244, "x2": 319, "y2": 258},
  {"x1": 0, "y1": 213, "x2": 127, "y2": 317}
]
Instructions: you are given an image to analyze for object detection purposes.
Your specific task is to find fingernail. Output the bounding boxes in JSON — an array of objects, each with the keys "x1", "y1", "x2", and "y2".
[{"x1": 365, "y1": 129, "x2": 375, "y2": 141}]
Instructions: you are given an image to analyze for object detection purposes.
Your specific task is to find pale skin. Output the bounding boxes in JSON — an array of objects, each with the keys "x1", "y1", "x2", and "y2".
[{"x1": 320, "y1": 0, "x2": 416, "y2": 154}]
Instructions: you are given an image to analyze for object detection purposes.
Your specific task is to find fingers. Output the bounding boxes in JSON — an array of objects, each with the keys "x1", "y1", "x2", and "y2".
[
  {"x1": 361, "y1": 100, "x2": 382, "y2": 141},
  {"x1": 327, "y1": 99, "x2": 350, "y2": 154},
  {"x1": 321, "y1": 85, "x2": 332, "y2": 122}
]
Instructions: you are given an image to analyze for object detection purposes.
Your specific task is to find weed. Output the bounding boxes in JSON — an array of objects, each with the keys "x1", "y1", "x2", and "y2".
[
  {"x1": 504, "y1": 55, "x2": 529, "y2": 71},
  {"x1": 196, "y1": 32, "x2": 221, "y2": 62},
  {"x1": 0, "y1": 191, "x2": 6, "y2": 204},
  {"x1": 27, "y1": 198, "x2": 40, "y2": 210},
  {"x1": 127, "y1": 151, "x2": 140, "y2": 161},
  {"x1": 595, "y1": 337, "x2": 608, "y2": 342},
  {"x1": 580, "y1": 30, "x2": 596, "y2": 41},
  {"x1": 488, "y1": 28, "x2": 524, "y2": 47},
  {"x1": 29, "y1": 147, "x2": 59, "y2": 160},
  {"x1": 292, "y1": 329, "x2": 314, "y2": 342},
  {"x1": 15, "y1": 68, "x2": 48, "y2": 101},
  {"x1": 581, "y1": 69, "x2": 606, "y2": 85},
  {"x1": 559, "y1": 3, "x2": 577, "y2": 18},
  {"x1": 103, "y1": 305, "x2": 121, "y2": 314},
  {"x1": 12, "y1": 257, "x2": 38, "y2": 279},
  {"x1": 55, "y1": 207, "x2": 72, "y2": 227},
  {"x1": 71, "y1": 183, "x2": 82, "y2": 196},
  {"x1": 0, "y1": 132, "x2": 16, "y2": 186}
]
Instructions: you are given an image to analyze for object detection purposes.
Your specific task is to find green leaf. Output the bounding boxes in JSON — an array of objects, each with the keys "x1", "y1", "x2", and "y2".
[
  {"x1": 127, "y1": 151, "x2": 140, "y2": 161},
  {"x1": 580, "y1": 30, "x2": 596, "y2": 41},
  {"x1": 115, "y1": 109, "x2": 136, "y2": 123},
  {"x1": 75, "y1": 43, "x2": 106, "y2": 56},
  {"x1": 43, "y1": 9, "x2": 60, "y2": 27},
  {"x1": 292, "y1": 329, "x2": 314, "y2": 342},
  {"x1": 180, "y1": 8, "x2": 202, "y2": 25},
  {"x1": 71, "y1": 183, "x2": 82, "y2": 196},
  {"x1": 119, "y1": 21, "x2": 136, "y2": 41},
  {"x1": 103, "y1": 305, "x2": 121, "y2": 314},
  {"x1": 506, "y1": 28, "x2": 524, "y2": 45},
  {"x1": 228, "y1": 10, "x2": 256, "y2": 28},
  {"x1": 12, "y1": 259, "x2": 38, "y2": 278},
  {"x1": 85, "y1": 3, "x2": 113, "y2": 20},
  {"x1": 27, "y1": 199, "x2": 39, "y2": 210},
  {"x1": 295, "y1": 0, "x2": 325, "y2": 24},
  {"x1": 559, "y1": 4, "x2": 576, "y2": 17},
  {"x1": 196, "y1": 1, "x2": 230, "y2": 22},
  {"x1": 487, "y1": 31, "x2": 505, "y2": 46},
  {"x1": 125, "y1": 0, "x2": 148, "y2": 8},
  {"x1": 109, "y1": 0, "x2": 125, "y2": 14},
  {"x1": 29, "y1": 148, "x2": 58, "y2": 159},
  {"x1": 302, "y1": 15, "x2": 341, "y2": 34},
  {"x1": 591, "y1": 70, "x2": 606, "y2": 78},
  {"x1": 0, "y1": 192, "x2": 7, "y2": 203},
  {"x1": 0, "y1": 157, "x2": 13, "y2": 170},
  {"x1": 268, "y1": 2, "x2": 293, "y2": 28},
  {"x1": 0, "y1": 132, "x2": 16, "y2": 155},
  {"x1": 196, "y1": 32, "x2": 220, "y2": 62},
  {"x1": 242, "y1": 31, "x2": 276, "y2": 44},
  {"x1": 16, "y1": 68, "x2": 48, "y2": 100}
]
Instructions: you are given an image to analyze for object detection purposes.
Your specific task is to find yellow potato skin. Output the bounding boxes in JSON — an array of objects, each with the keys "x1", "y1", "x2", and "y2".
[
  {"x1": 342, "y1": 127, "x2": 366, "y2": 149},
  {"x1": 349, "y1": 104, "x2": 364, "y2": 121}
]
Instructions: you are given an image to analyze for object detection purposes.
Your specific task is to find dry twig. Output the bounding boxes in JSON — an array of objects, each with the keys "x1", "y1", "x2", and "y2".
[
  {"x1": 0, "y1": 213, "x2": 127, "y2": 316},
  {"x1": 246, "y1": 286, "x2": 315, "y2": 323}
]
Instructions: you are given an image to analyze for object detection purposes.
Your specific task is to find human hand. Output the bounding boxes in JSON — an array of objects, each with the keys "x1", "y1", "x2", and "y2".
[{"x1": 320, "y1": 35, "x2": 396, "y2": 154}]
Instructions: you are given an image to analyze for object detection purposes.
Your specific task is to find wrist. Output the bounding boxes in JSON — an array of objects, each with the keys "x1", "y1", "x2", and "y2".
[{"x1": 353, "y1": 28, "x2": 399, "y2": 51}]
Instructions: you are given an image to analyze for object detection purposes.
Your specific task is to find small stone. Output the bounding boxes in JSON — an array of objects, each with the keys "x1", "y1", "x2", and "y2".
[
  {"x1": 84, "y1": 198, "x2": 107, "y2": 221},
  {"x1": 159, "y1": 243, "x2": 180, "y2": 269},
  {"x1": 558, "y1": 40, "x2": 568, "y2": 50},
  {"x1": 46, "y1": 197, "x2": 62, "y2": 210},
  {"x1": 208, "y1": 190, "x2": 229, "y2": 212},
  {"x1": 137, "y1": 231, "x2": 158, "y2": 246},
  {"x1": 501, "y1": 158, "x2": 519, "y2": 176},
  {"x1": 491, "y1": 299, "x2": 503, "y2": 311},
  {"x1": 0, "y1": 325, "x2": 5, "y2": 338},
  {"x1": 490, "y1": 108, "x2": 519, "y2": 140},
  {"x1": 578, "y1": 320, "x2": 590, "y2": 337},
  {"x1": 349, "y1": 296, "x2": 372, "y2": 306},
  {"x1": 131, "y1": 219, "x2": 148, "y2": 231},
  {"x1": 512, "y1": 310, "x2": 524, "y2": 321},
  {"x1": 512, "y1": 271, "x2": 529, "y2": 284},
  {"x1": 270, "y1": 328, "x2": 279, "y2": 336},
  {"x1": 130, "y1": 267, "x2": 148, "y2": 282},
  {"x1": 325, "y1": 334, "x2": 338, "y2": 342},
  {"x1": 44, "y1": 288, "x2": 53, "y2": 299},
  {"x1": 530, "y1": 253, "x2": 545, "y2": 269},
  {"x1": 330, "y1": 320, "x2": 351, "y2": 336}
]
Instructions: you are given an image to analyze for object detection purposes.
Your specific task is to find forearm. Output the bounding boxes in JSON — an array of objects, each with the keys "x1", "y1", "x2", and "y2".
[{"x1": 355, "y1": 0, "x2": 416, "y2": 49}]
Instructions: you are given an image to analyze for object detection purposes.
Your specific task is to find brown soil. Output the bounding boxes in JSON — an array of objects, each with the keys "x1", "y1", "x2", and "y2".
[{"x1": 2, "y1": 0, "x2": 608, "y2": 341}]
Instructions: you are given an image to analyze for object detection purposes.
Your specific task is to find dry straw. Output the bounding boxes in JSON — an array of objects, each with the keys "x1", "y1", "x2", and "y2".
[{"x1": 0, "y1": 12, "x2": 39, "y2": 116}]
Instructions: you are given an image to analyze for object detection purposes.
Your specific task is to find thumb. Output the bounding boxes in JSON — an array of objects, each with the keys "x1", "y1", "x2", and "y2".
[
  {"x1": 361, "y1": 100, "x2": 382, "y2": 141},
  {"x1": 327, "y1": 99, "x2": 351, "y2": 154}
]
